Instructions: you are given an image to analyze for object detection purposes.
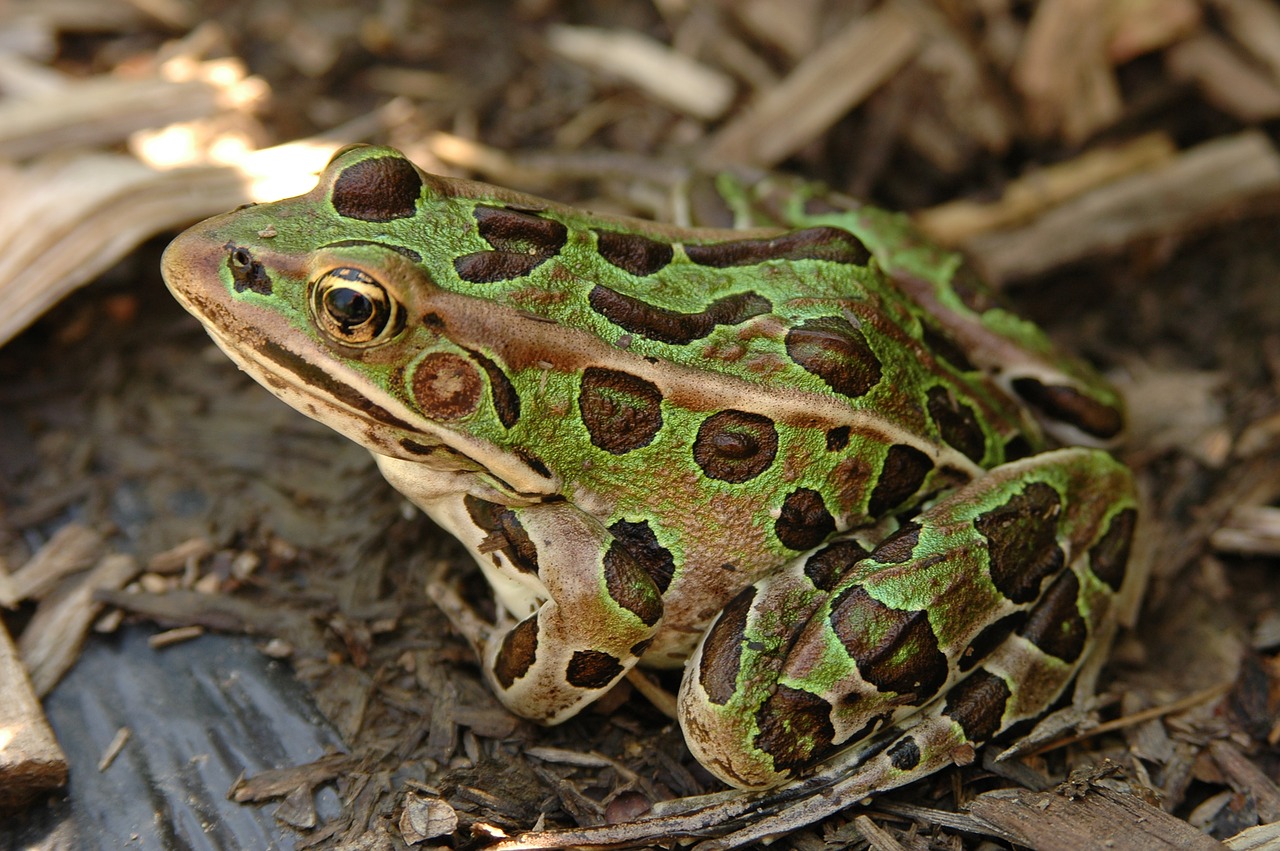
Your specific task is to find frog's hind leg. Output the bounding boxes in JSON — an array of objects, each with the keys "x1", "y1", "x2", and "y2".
[{"x1": 678, "y1": 446, "x2": 1137, "y2": 792}]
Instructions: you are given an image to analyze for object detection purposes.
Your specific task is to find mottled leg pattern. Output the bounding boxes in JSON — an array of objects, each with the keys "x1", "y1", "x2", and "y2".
[
  {"x1": 373, "y1": 456, "x2": 664, "y2": 724},
  {"x1": 679, "y1": 447, "x2": 1137, "y2": 789}
]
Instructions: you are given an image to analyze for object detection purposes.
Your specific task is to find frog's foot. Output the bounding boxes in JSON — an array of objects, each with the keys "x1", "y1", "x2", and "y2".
[{"x1": 678, "y1": 446, "x2": 1137, "y2": 790}]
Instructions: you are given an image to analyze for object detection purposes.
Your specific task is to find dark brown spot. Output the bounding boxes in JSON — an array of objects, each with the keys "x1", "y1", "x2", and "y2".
[
  {"x1": 602, "y1": 540, "x2": 662, "y2": 627},
  {"x1": 579, "y1": 368, "x2": 664, "y2": 454},
  {"x1": 1018, "y1": 570, "x2": 1087, "y2": 663},
  {"x1": 565, "y1": 649, "x2": 625, "y2": 689},
  {"x1": 226, "y1": 244, "x2": 272, "y2": 295},
  {"x1": 629, "y1": 637, "x2": 654, "y2": 658},
  {"x1": 825, "y1": 426, "x2": 851, "y2": 451},
  {"x1": 685, "y1": 226, "x2": 871, "y2": 268},
  {"x1": 829, "y1": 586, "x2": 948, "y2": 697},
  {"x1": 595, "y1": 229, "x2": 674, "y2": 276},
  {"x1": 886, "y1": 736, "x2": 921, "y2": 770},
  {"x1": 454, "y1": 205, "x2": 569, "y2": 283},
  {"x1": 475, "y1": 205, "x2": 567, "y2": 249},
  {"x1": 804, "y1": 540, "x2": 868, "y2": 592},
  {"x1": 1011, "y1": 377, "x2": 1124, "y2": 440},
  {"x1": 464, "y1": 495, "x2": 539, "y2": 574},
  {"x1": 1089, "y1": 508, "x2": 1135, "y2": 591},
  {"x1": 959, "y1": 612, "x2": 1027, "y2": 672},
  {"x1": 589, "y1": 286, "x2": 772, "y2": 345},
  {"x1": 753, "y1": 685, "x2": 836, "y2": 776},
  {"x1": 775, "y1": 488, "x2": 836, "y2": 551},
  {"x1": 412, "y1": 352, "x2": 482, "y2": 420},
  {"x1": 943, "y1": 669, "x2": 1011, "y2": 742},
  {"x1": 692, "y1": 410, "x2": 779, "y2": 483},
  {"x1": 399, "y1": 439, "x2": 435, "y2": 455},
  {"x1": 463, "y1": 348, "x2": 520, "y2": 428},
  {"x1": 454, "y1": 251, "x2": 545, "y2": 282},
  {"x1": 331, "y1": 155, "x2": 423, "y2": 222},
  {"x1": 867, "y1": 444, "x2": 934, "y2": 516},
  {"x1": 927, "y1": 386, "x2": 987, "y2": 463},
  {"x1": 697, "y1": 587, "x2": 755, "y2": 706},
  {"x1": 869, "y1": 522, "x2": 921, "y2": 564},
  {"x1": 609, "y1": 519, "x2": 676, "y2": 593},
  {"x1": 975, "y1": 482, "x2": 1064, "y2": 604},
  {"x1": 513, "y1": 448, "x2": 551, "y2": 479},
  {"x1": 493, "y1": 617, "x2": 539, "y2": 689},
  {"x1": 785, "y1": 316, "x2": 882, "y2": 398},
  {"x1": 321, "y1": 238, "x2": 423, "y2": 263}
]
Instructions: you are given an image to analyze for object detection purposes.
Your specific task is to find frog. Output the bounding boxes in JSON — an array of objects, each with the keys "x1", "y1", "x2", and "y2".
[{"x1": 161, "y1": 143, "x2": 1138, "y2": 799}]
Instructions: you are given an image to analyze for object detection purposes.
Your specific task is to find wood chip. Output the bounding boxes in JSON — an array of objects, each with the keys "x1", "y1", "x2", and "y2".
[
  {"x1": 147, "y1": 624, "x2": 206, "y2": 648},
  {"x1": 1013, "y1": 0, "x2": 1122, "y2": 143},
  {"x1": 1167, "y1": 33, "x2": 1280, "y2": 122},
  {"x1": 0, "y1": 618, "x2": 67, "y2": 807},
  {"x1": 1214, "y1": 0, "x2": 1280, "y2": 82},
  {"x1": 96, "y1": 726, "x2": 131, "y2": 773},
  {"x1": 967, "y1": 786, "x2": 1229, "y2": 851},
  {"x1": 701, "y1": 7, "x2": 920, "y2": 167},
  {"x1": 1212, "y1": 505, "x2": 1280, "y2": 555},
  {"x1": 0, "y1": 523, "x2": 104, "y2": 606},
  {"x1": 963, "y1": 131, "x2": 1280, "y2": 282},
  {"x1": 399, "y1": 792, "x2": 459, "y2": 844},
  {"x1": 1209, "y1": 740, "x2": 1280, "y2": 823},
  {"x1": 916, "y1": 132, "x2": 1178, "y2": 245},
  {"x1": 0, "y1": 57, "x2": 265, "y2": 160},
  {"x1": 546, "y1": 25, "x2": 735, "y2": 121},
  {"x1": 18, "y1": 553, "x2": 141, "y2": 696}
]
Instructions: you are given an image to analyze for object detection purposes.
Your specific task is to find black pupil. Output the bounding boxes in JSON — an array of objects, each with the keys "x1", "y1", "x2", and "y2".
[{"x1": 326, "y1": 287, "x2": 374, "y2": 326}]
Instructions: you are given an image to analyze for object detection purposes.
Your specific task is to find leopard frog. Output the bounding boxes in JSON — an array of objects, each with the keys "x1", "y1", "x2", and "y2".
[{"x1": 162, "y1": 145, "x2": 1138, "y2": 795}]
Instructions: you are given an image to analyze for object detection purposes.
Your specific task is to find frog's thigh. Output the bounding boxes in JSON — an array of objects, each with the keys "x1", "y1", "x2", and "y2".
[{"x1": 679, "y1": 447, "x2": 1137, "y2": 790}]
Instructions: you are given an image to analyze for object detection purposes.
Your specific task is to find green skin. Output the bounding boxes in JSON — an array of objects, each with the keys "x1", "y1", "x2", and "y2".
[{"x1": 161, "y1": 145, "x2": 1138, "y2": 793}]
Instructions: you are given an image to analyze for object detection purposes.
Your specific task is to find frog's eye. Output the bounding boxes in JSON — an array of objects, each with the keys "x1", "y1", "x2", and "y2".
[{"x1": 309, "y1": 268, "x2": 403, "y2": 346}]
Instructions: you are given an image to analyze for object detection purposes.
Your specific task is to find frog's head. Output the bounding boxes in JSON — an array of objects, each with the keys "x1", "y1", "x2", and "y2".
[{"x1": 161, "y1": 144, "x2": 557, "y2": 495}]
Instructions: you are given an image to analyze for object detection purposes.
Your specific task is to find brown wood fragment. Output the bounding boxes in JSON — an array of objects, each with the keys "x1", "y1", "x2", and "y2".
[
  {"x1": 0, "y1": 59, "x2": 265, "y2": 160},
  {"x1": 147, "y1": 624, "x2": 206, "y2": 648},
  {"x1": 916, "y1": 133, "x2": 1178, "y2": 245},
  {"x1": 1208, "y1": 740, "x2": 1280, "y2": 823},
  {"x1": 0, "y1": 618, "x2": 67, "y2": 808},
  {"x1": 1167, "y1": 33, "x2": 1280, "y2": 122},
  {"x1": 1212, "y1": 505, "x2": 1280, "y2": 556},
  {"x1": 1109, "y1": 0, "x2": 1201, "y2": 62},
  {"x1": 230, "y1": 752, "x2": 355, "y2": 802},
  {"x1": 729, "y1": 0, "x2": 823, "y2": 61},
  {"x1": 96, "y1": 726, "x2": 131, "y2": 773},
  {"x1": 967, "y1": 786, "x2": 1229, "y2": 851},
  {"x1": 546, "y1": 25, "x2": 735, "y2": 121},
  {"x1": 1213, "y1": 0, "x2": 1280, "y2": 82},
  {"x1": 963, "y1": 131, "x2": 1280, "y2": 282},
  {"x1": 19, "y1": 553, "x2": 141, "y2": 696},
  {"x1": 0, "y1": 523, "x2": 104, "y2": 606},
  {"x1": 1013, "y1": 0, "x2": 1122, "y2": 143},
  {"x1": 701, "y1": 7, "x2": 920, "y2": 167},
  {"x1": 853, "y1": 814, "x2": 910, "y2": 851}
]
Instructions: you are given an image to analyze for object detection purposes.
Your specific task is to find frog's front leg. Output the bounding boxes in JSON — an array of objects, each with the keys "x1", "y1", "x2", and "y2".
[
  {"x1": 679, "y1": 447, "x2": 1137, "y2": 790},
  {"x1": 376, "y1": 455, "x2": 664, "y2": 724}
]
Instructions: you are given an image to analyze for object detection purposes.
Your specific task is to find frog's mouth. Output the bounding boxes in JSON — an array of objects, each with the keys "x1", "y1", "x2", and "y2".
[{"x1": 162, "y1": 225, "x2": 468, "y2": 466}]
